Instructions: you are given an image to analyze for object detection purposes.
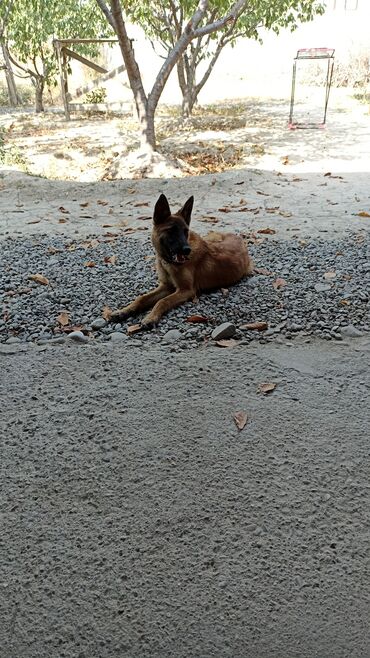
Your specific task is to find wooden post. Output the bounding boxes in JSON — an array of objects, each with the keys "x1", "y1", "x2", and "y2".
[{"x1": 56, "y1": 43, "x2": 70, "y2": 120}]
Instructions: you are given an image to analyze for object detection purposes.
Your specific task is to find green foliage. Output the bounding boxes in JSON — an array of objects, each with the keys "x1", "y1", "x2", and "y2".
[
  {"x1": 0, "y1": 83, "x2": 33, "y2": 106},
  {"x1": 3, "y1": 0, "x2": 113, "y2": 98},
  {"x1": 85, "y1": 87, "x2": 107, "y2": 104}
]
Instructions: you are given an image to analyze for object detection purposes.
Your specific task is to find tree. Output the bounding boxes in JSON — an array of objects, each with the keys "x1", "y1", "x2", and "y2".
[
  {"x1": 3, "y1": 0, "x2": 110, "y2": 112},
  {"x1": 130, "y1": 1, "x2": 325, "y2": 118},
  {"x1": 0, "y1": 1, "x2": 21, "y2": 106},
  {"x1": 96, "y1": 0, "x2": 256, "y2": 154}
]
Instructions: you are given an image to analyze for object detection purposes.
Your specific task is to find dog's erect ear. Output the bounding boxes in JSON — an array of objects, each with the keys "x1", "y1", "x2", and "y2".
[
  {"x1": 153, "y1": 194, "x2": 171, "y2": 224},
  {"x1": 178, "y1": 196, "x2": 194, "y2": 226}
]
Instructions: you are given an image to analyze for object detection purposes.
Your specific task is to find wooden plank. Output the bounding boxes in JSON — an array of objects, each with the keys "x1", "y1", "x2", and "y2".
[
  {"x1": 62, "y1": 47, "x2": 108, "y2": 74},
  {"x1": 56, "y1": 45, "x2": 70, "y2": 120}
]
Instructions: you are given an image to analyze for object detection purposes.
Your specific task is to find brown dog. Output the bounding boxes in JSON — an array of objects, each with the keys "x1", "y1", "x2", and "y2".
[{"x1": 110, "y1": 193, "x2": 253, "y2": 329}]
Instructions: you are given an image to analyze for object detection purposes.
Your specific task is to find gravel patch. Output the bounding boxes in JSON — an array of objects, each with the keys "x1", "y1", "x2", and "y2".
[{"x1": 0, "y1": 232, "x2": 369, "y2": 347}]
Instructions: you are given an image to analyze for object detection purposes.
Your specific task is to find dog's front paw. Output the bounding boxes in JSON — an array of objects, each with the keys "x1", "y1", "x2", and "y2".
[
  {"x1": 109, "y1": 307, "x2": 132, "y2": 322},
  {"x1": 141, "y1": 318, "x2": 158, "y2": 331}
]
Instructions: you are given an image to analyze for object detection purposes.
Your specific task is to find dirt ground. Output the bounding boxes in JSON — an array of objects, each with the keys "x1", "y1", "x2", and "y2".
[{"x1": 1, "y1": 90, "x2": 370, "y2": 657}]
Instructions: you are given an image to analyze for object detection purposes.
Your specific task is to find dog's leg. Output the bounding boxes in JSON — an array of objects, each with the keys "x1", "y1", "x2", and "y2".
[
  {"x1": 141, "y1": 288, "x2": 195, "y2": 328},
  {"x1": 110, "y1": 283, "x2": 174, "y2": 321}
]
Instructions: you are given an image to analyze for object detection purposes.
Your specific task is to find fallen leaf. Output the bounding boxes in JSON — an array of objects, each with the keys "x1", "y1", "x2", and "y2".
[
  {"x1": 357, "y1": 211, "x2": 370, "y2": 218},
  {"x1": 133, "y1": 201, "x2": 149, "y2": 207},
  {"x1": 60, "y1": 324, "x2": 85, "y2": 334},
  {"x1": 324, "y1": 172, "x2": 332, "y2": 177},
  {"x1": 215, "y1": 339, "x2": 239, "y2": 348},
  {"x1": 137, "y1": 215, "x2": 151, "y2": 221},
  {"x1": 127, "y1": 324, "x2": 142, "y2": 335},
  {"x1": 233, "y1": 411, "x2": 248, "y2": 431},
  {"x1": 199, "y1": 216, "x2": 219, "y2": 224},
  {"x1": 29, "y1": 274, "x2": 49, "y2": 285},
  {"x1": 273, "y1": 277, "x2": 287, "y2": 290},
  {"x1": 257, "y1": 228, "x2": 276, "y2": 235},
  {"x1": 127, "y1": 187, "x2": 135, "y2": 194},
  {"x1": 102, "y1": 306, "x2": 112, "y2": 321},
  {"x1": 256, "y1": 190, "x2": 269, "y2": 196},
  {"x1": 266, "y1": 207, "x2": 279, "y2": 213},
  {"x1": 81, "y1": 238, "x2": 99, "y2": 249},
  {"x1": 281, "y1": 156, "x2": 289, "y2": 165},
  {"x1": 84, "y1": 261, "x2": 96, "y2": 268},
  {"x1": 97, "y1": 199, "x2": 108, "y2": 206},
  {"x1": 104, "y1": 231, "x2": 119, "y2": 237},
  {"x1": 101, "y1": 223, "x2": 118, "y2": 228},
  {"x1": 27, "y1": 219, "x2": 41, "y2": 225},
  {"x1": 66, "y1": 244, "x2": 76, "y2": 251},
  {"x1": 80, "y1": 202, "x2": 89, "y2": 207},
  {"x1": 47, "y1": 246, "x2": 61, "y2": 254},
  {"x1": 240, "y1": 321, "x2": 268, "y2": 331},
  {"x1": 185, "y1": 315, "x2": 209, "y2": 323},
  {"x1": 279, "y1": 211, "x2": 293, "y2": 218},
  {"x1": 324, "y1": 271, "x2": 336, "y2": 280},
  {"x1": 57, "y1": 311, "x2": 70, "y2": 326},
  {"x1": 254, "y1": 267, "x2": 272, "y2": 276},
  {"x1": 339, "y1": 299, "x2": 350, "y2": 306},
  {"x1": 258, "y1": 382, "x2": 277, "y2": 394},
  {"x1": 292, "y1": 177, "x2": 303, "y2": 182},
  {"x1": 79, "y1": 214, "x2": 93, "y2": 219},
  {"x1": 58, "y1": 218, "x2": 68, "y2": 224},
  {"x1": 59, "y1": 206, "x2": 69, "y2": 214},
  {"x1": 104, "y1": 255, "x2": 117, "y2": 265},
  {"x1": 218, "y1": 207, "x2": 232, "y2": 213}
]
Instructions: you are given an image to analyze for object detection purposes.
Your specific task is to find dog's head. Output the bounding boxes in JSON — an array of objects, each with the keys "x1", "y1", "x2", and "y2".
[{"x1": 152, "y1": 193, "x2": 193, "y2": 265}]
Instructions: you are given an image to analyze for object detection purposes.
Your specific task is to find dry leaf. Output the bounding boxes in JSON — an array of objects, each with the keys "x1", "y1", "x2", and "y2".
[
  {"x1": 324, "y1": 172, "x2": 331, "y2": 177},
  {"x1": 58, "y1": 218, "x2": 67, "y2": 224},
  {"x1": 233, "y1": 411, "x2": 248, "y2": 431},
  {"x1": 258, "y1": 382, "x2": 276, "y2": 394},
  {"x1": 257, "y1": 228, "x2": 276, "y2": 235},
  {"x1": 254, "y1": 267, "x2": 272, "y2": 276},
  {"x1": 104, "y1": 255, "x2": 117, "y2": 265},
  {"x1": 104, "y1": 231, "x2": 119, "y2": 238},
  {"x1": 266, "y1": 207, "x2": 279, "y2": 213},
  {"x1": 127, "y1": 324, "x2": 142, "y2": 335},
  {"x1": 292, "y1": 177, "x2": 303, "y2": 182},
  {"x1": 199, "y1": 216, "x2": 219, "y2": 224},
  {"x1": 27, "y1": 219, "x2": 41, "y2": 225},
  {"x1": 57, "y1": 311, "x2": 70, "y2": 326},
  {"x1": 324, "y1": 271, "x2": 336, "y2": 280},
  {"x1": 133, "y1": 201, "x2": 149, "y2": 207},
  {"x1": 127, "y1": 188, "x2": 135, "y2": 194},
  {"x1": 66, "y1": 244, "x2": 76, "y2": 252},
  {"x1": 80, "y1": 202, "x2": 89, "y2": 208},
  {"x1": 240, "y1": 321, "x2": 268, "y2": 331},
  {"x1": 357, "y1": 211, "x2": 370, "y2": 218},
  {"x1": 102, "y1": 306, "x2": 112, "y2": 321},
  {"x1": 47, "y1": 246, "x2": 61, "y2": 254},
  {"x1": 59, "y1": 206, "x2": 69, "y2": 214},
  {"x1": 84, "y1": 261, "x2": 96, "y2": 268},
  {"x1": 215, "y1": 339, "x2": 239, "y2": 348},
  {"x1": 81, "y1": 239, "x2": 99, "y2": 249},
  {"x1": 218, "y1": 207, "x2": 232, "y2": 213},
  {"x1": 97, "y1": 199, "x2": 108, "y2": 206},
  {"x1": 273, "y1": 278, "x2": 287, "y2": 290},
  {"x1": 282, "y1": 156, "x2": 289, "y2": 165},
  {"x1": 185, "y1": 315, "x2": 209, "y2": 323},
  {"x1": 339, "y1": 299, "x2": 350, "y2": 306},
  {"x1": 279, "y1": 211, "x2": 293, "y2": 218},
  {"x1": 137, "y1": 215, "x2": 151, "y2": 221},
  {"x1": 29, "y1": 274, "x2": 49, "y2": 285},
  {"x1": 256, "y1": 190, "x2": 269, "y2": 196}
]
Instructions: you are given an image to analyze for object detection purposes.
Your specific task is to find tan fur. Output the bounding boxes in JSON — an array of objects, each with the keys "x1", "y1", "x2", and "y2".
[{"x1": 110, "y1": 206, "x2": 253, "y2": 328}]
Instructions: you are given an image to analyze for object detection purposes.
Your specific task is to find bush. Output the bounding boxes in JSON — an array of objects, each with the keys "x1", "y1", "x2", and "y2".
[
  {"x1": 0, "y1": 82, "x2": 34, "y2": 106},
  {"x1": 84, "y1": 87, "x2": 107, "y2": 104}
]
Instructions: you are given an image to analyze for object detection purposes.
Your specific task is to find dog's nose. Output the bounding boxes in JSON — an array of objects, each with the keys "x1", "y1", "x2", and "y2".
[{"x1": 182, "y1": 245, "x2": 191, "y2": 256}]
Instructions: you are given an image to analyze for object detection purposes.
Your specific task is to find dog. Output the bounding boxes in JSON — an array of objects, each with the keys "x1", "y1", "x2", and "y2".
[{"x1": 109, "y1": 193, "x2": 253, "y2": 329}]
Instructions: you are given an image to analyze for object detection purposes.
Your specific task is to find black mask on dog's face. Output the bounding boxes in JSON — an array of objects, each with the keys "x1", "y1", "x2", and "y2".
[{"x1": 153, "y1": 194, "x2": 193, "y2": 265}]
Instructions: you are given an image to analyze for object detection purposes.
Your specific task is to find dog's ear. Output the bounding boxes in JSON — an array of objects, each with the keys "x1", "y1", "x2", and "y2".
[
  {"x1": 178, "y1": 196, "x2": 194, "y2": 226},
  {"x1": 153, "y1": 194, "x2": 171, "y2": 224}
]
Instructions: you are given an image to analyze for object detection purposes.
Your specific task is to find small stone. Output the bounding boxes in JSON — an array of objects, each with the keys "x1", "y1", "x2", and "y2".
[
  {"x1": 68, "y1": 331, "x2": 88, "y2": 344},
  {"x1": 109, "y1": 332, "x2": 129, "y2": 342},
  {"x1": 49, "y1": 337, "x2": 66, "y2": 345},
  {"x1": 340, "y1": 324, "x2": 363, "y2": 338},
  {"x1": 91, "y1": 318, "x2": 107, "y2": 330},
  {"x1": 0, "y1": 343, "x2": 28, "y2": 355},
  {"x1": 5, "y1": 336, "x2": 22, "y2": 344},
  {"x1": 315, "y1": 283, "x2": 331, "y2": 293},
  {"x1": 211, "y1": 322, "x2": 236, "y2": 340},
  {"x1": 162, "y1": 329, "x2": 182, "y2": 343}
]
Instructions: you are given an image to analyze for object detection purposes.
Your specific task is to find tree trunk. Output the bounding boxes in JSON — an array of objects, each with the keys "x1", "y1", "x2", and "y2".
[
  {"x1": 34, "y1": 79, "x2": 45, "y2": 113},
  {"x1": 1, "y1": 42, "x2": 21, "y2": 107}
]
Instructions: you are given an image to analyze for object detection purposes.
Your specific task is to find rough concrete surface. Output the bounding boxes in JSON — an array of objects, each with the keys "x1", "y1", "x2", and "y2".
[{"x1": 1, "y1": 337, "x2": 370, "y2": 658}]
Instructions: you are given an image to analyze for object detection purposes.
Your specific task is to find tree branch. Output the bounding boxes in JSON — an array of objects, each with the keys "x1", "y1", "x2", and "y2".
[{"x1": 194, "y1": 0, "x2": 248, "y2": 38}]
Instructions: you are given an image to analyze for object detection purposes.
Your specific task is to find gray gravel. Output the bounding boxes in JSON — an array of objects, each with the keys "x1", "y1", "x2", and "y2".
[{"x1": 0, "y1": 231, "x2": 369, "y2": 346}]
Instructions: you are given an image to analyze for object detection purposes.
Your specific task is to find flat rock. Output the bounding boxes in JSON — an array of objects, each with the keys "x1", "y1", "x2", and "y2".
[
  {"x1": 211, "y1": 322, "x2": 236, "y2": 340},
  {"x1": 340, "y1": 324, "x2": 363, "y2": 338},
  {"x1": 315, "y1": 283, "x2": 332, "y2": 293},
  {"x1": 68, "y1": 331, "x2": 89, "y2": 344},
  {"x1": 162, "y1": 329, "x2": 182, "y2": 343},
  {"x1": 109, "y1": 332, "x2": 129, "y2": 342},
  {"x1": 0, "y1": 343, "x2": 28, "y2": 355},
  {"x1": 91, "y1": 318, "x2": 107, "y2": 330}
]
